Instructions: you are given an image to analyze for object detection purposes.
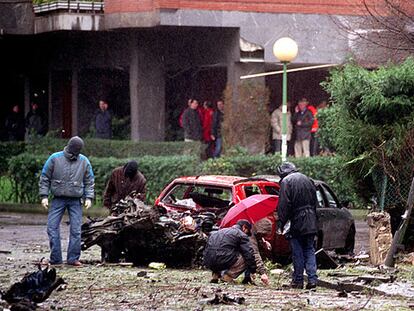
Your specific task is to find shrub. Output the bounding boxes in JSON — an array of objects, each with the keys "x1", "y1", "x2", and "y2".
[
  {"x1": 0, "y1": 142, "x2": 26, "y2": 174},
  {"x1": 24, "y1": 137, "x2": 201, "y2": 158},
  {"x1": 223, "y1": 82, "x2": 270, "y2": 154},
  {"x1": 7, "y1": 153, "x2": 200, "y2": 204},
  {"x1": 6, "y1": 153, "x2": 360, "y2": 206},
  {"x1": 321, "y1": 59, "x2": 414, "y2": 204}
]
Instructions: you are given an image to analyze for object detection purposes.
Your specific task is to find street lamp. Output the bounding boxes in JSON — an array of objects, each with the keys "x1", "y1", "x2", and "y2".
[{"x1": 273, "y1": 37, "x2": 298, "y2": 161}]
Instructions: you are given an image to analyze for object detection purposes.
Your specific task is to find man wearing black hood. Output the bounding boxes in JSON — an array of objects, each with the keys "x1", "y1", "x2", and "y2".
[
  {"x1": 276, "y1": 162, "x2": 318, "y2": 289},
  {"x1": 103, "y1": 160, "x2": 147, "y2": 211},
  {"x1": 39, "y1": 136, "x2": 95, "y2": 266}
]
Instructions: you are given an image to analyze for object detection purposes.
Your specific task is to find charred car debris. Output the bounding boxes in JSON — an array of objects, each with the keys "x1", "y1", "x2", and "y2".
[
  {"x1": 81, "y1": 175, "x2": 356, "y2": 267},
  {"x1": 1, "y1": 259, "x2": 65, "y2": 310},
  {"x1": 81, "y1": 192, "x2": 217, "y2": 267}
]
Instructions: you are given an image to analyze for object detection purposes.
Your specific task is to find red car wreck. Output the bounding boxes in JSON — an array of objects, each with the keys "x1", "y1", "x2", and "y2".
[{"x1": 155, "y1": 175, "x2": 355, "y2": 262}]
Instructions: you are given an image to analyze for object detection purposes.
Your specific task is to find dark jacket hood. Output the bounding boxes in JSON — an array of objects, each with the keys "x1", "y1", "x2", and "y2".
[{"x1": 276, "y1": 162, "x2": 298, "y2": 179}]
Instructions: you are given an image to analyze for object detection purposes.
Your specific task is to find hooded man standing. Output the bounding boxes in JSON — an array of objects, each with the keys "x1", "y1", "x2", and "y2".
[
  {"x1": 276, "y1": 162, "x2": 318, "y2": 289},
  {"x1": 39, "y1": 136, "x2": 94, "y2": 266},
  {"x1": 103, "y1": 160, "x2": 147, "y2": 211}
]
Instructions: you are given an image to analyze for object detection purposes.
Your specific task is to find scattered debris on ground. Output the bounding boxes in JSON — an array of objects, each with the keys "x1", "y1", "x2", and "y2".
[
  {"x1": 199, "y1": 289, "x2": 245, "y2": 305},
  {"x1": 1, "y1": 258, "x2": 65, "y2": 310}
]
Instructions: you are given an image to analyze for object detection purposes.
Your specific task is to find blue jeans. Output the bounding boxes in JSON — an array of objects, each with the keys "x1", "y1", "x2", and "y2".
[
  {"x1": 289, "y1": 234, "x2": 317, "y2": 284},
  {"x1": 47, "y1": 197, "x2": 82, "y2": 264},
  {"x1": 213, "y1": 137, "x2": 222, "y2": 158}
]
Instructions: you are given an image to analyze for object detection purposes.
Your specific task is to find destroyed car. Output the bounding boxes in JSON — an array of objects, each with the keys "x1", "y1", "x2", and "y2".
[{"x1": 155, "y1": 175, "x2": 355, "y2": 261}]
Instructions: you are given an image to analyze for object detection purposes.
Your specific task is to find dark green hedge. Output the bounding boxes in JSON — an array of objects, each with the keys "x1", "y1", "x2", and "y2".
[
  {"x1": 0, "y1": 139, "x2": 201, "y2": 168},
  {"x1": 6, "y1": 153, "x2": 360, "y2": 206},
  {"x1": 0, "y1": 142, "x2": 26, "y2": 174},
  {"x1": 7, "y1": 153, "x2": 199, "y2": 204},
  {"x1": 25, "y1": 137, "x2": 201, "y2": 158}
]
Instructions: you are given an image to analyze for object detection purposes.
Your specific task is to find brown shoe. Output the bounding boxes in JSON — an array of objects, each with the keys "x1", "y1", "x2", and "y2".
[
  {"x1": 67, "y1": 260, "x2": 83, "y2": 267},
  {"x1": 221, "y1": 274, "x2": 234, "y2": 283}
]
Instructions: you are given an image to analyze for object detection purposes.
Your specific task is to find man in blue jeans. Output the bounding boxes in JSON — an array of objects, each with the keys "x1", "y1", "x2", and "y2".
[
  {"x1": 39, "y1": 136, "x2": 94, "y2": 266},
  {"x1": 276, "y1": 162, "x2": 318, "y2": 289}
]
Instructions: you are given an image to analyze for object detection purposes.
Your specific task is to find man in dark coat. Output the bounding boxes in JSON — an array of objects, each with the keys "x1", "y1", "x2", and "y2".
[
  {"x1": 292, "y1": 98, "x2": 314, "y2": 157},
  {"x1": 203, "y1": 219, "x2": 257, "y2": 283},
  {"x1": 25, "y1": 102, "x2": 47, "y2": 139},
  {"x1": 182, "y1": 99, "x2": 202, "y2": 141},
  {"x1": 211, "y1": 100, "x2": 224, "y2": 158},
  {"x1": 94, "y1": 100, "x2": 112, "y2": 139},
  {"x1": 5, "y1": 105, "x2": 25, "y2": 141},
  {"x1": 276, "y1": 162, "x2": 318, "y2": 289},
  {"x1": 103, "y1": 160, "x2": 147, "y2": 211}
]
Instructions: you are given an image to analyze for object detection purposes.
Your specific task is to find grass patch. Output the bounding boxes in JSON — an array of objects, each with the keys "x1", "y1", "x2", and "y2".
[
  {"x1": 0, "y1": 203, "x2": 108, "y2": 217},
  {"x1": 350, "y1": 208, "x2": 369, "y2": 221}
]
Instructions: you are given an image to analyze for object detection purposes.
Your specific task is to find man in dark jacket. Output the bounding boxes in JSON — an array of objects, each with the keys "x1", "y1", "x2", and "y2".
[
  {"x1": 211, "y1": 100, "x2": 224, "y2": 158},
  {"x1": 203, "y1": 220, "x2": 257, "y2": 283},
  {"x1": 25, "y1": 102, "x2": 47, "y2": 139},
  {"x1": 182, "y1": 99, "x2": 202, "y2": 141},
  {"x1": 94, "y1": 100, "x2": 112, "y2": 139},
  {"x1": 5, "y1": 105, "x2": 25, "y2": 141},
  {"x1": 292, "y1": 98, "x2": 314, "y2": 157},
  {"x1": 276, "y1": 162, "x2": 318, "y2": 289},
  {"x1": 103, "y1": 160, "x2": 147, "y2": 211},
  {"x1": 39, "y1": 136, "x2": 94, "y2": 266}
]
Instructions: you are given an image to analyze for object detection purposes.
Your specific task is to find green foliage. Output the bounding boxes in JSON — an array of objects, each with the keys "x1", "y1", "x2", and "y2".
[
  {"x1": 24, "y1": 137, "x2": 201, "y2": 158},
  {"x1": 321, "y1": 58, "x2": 414, "y2": 203},
  {"x1": 0, "y1": 142, "x2": 26, "y2": 174},
  {"x1": 201, "y1": 154, "x2": 281, "y2": 177},
  {"x1": 5, "y1": 153, "x2": 359, "y2": 206},
  {"x1": 7, "y1": 153, "x2": 199, "y2": 204}
]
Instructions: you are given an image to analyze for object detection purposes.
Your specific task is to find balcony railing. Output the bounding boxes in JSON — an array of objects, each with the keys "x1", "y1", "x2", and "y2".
[{"x1": 33, "y1": 0, "x2": 104, "y2": 14}]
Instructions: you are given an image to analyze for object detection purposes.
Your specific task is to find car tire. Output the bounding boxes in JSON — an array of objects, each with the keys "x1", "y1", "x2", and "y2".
[{"x1": 336, "y1": 224, "x2": 355, "y2": 255}]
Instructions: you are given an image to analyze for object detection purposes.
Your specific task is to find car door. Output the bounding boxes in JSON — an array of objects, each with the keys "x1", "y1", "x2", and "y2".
[{"x1": 316, "y1": 183, "x2": 351, "y2": 249}]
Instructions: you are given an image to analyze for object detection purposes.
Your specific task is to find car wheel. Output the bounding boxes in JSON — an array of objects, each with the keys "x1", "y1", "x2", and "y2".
[{"x1": 336, "y1": 225, "x2": 355, "y2": 255}]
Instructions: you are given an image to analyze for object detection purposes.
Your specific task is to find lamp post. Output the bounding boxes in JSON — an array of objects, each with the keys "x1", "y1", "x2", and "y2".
[{"x1": 273, "y1": 37, "x2": 298, "y2": 161}]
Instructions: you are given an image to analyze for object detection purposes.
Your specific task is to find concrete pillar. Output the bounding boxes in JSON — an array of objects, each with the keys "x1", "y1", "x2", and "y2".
[
  {"x1": 129, "y1": 34, "x2": 165, "y2": 141},
  {"x1": 71, "y1": 69, "x2": 78, "y2": 136}
]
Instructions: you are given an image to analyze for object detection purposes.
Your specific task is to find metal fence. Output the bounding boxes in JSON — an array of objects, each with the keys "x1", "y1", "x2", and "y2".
[
  {"x1": 372, "y1": 158, "x2": 414, "y2": 211},
  {"x1": 33, "y1": 0, "x2": 104, "y2": 15}
]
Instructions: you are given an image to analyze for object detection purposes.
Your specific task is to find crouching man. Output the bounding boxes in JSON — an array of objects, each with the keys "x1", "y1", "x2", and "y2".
[{"x1": 203, "y1": 220, "x2": 258, "y2": 284}]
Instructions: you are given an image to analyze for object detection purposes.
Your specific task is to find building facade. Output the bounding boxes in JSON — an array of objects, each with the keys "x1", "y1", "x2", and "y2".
[{"x1": 0, "y1": 0, "x2": 393, "y2": 141}]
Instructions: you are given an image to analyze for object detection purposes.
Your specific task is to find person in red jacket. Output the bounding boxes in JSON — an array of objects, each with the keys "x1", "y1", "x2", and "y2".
[{"x1": 307, "y1": 102, "x2": 319, "y2": 156}]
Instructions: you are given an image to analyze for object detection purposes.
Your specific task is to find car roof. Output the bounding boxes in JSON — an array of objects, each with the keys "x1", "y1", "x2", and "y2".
[
  {"x1": 171, "y1": 175, "x2": 278, "y2": 187},
  {"x1": 172, "y1": 175, "x2": 245, "y2": 187}
]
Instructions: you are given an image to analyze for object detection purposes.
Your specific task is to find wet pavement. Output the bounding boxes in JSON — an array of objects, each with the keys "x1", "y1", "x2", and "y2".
[{"x1": 1, "y1": 212, "x2": 413, "y2": 311}]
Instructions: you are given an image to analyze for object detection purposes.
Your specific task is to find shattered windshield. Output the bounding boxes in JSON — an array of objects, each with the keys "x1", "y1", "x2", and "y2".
[{"x1": 162, "y1": 183, "x2": 233, "y2": 210}]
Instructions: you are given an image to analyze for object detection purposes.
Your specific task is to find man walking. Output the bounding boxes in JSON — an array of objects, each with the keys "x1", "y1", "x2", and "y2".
[
  {"x1": 203, "y1": 220, "x2": 257, "y2": 283},
  {"x1": 103, "y1": 160, "x2": 147, "y2": 211},
  {"x1": 39, "y1": 136, "x2": 94, "y2": 266},
  {"x1": 276, "y1": 162, "x2": 318, "y2": 289}
]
